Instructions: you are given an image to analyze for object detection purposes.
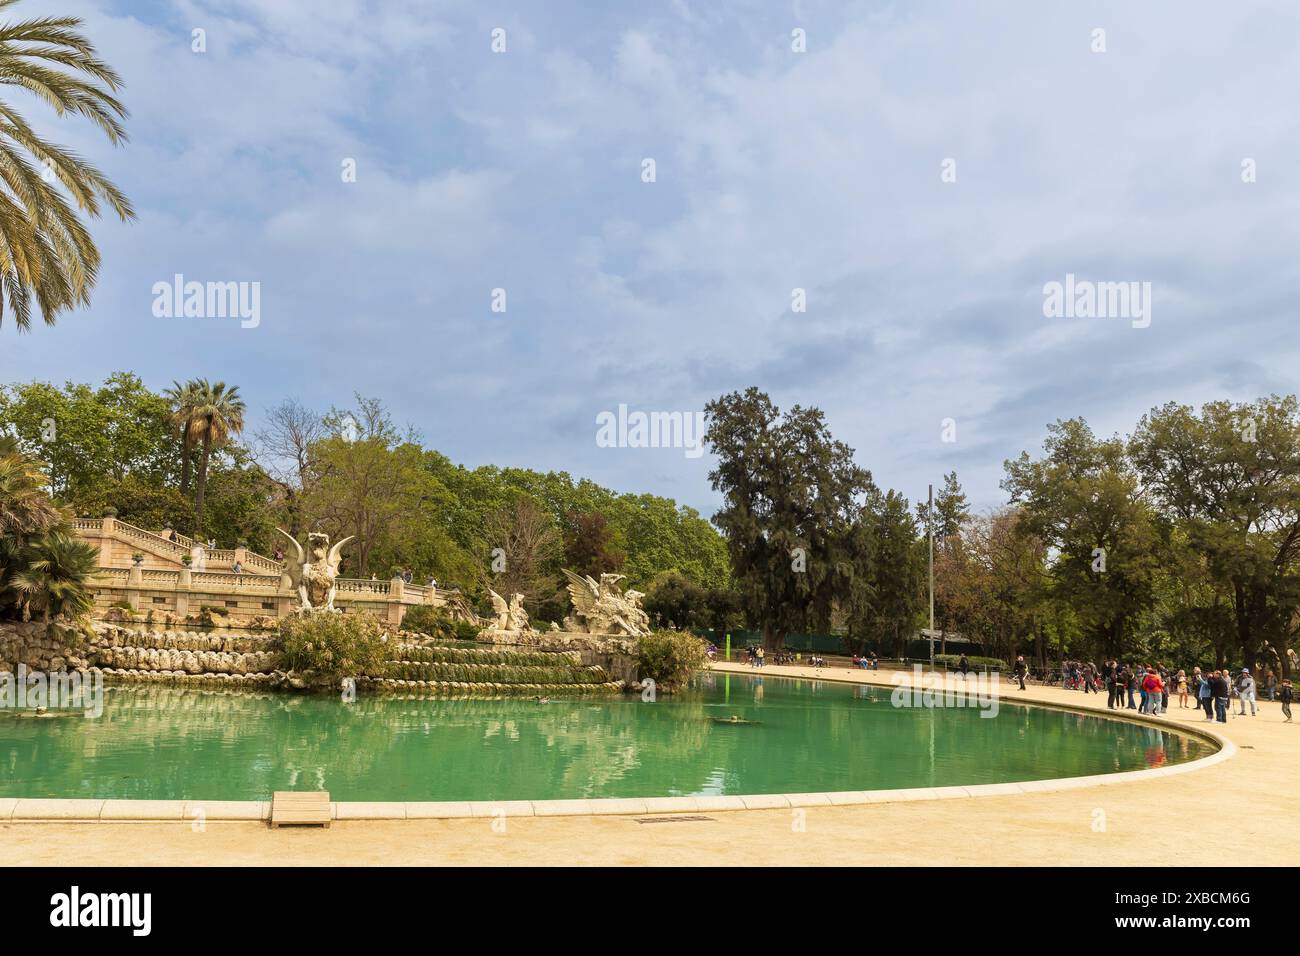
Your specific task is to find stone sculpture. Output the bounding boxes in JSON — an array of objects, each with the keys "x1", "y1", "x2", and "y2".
[
  {"x1": 488, "y1": 589, "x2": 531, "y2": 633},
  {"x1": 561, "y1": 569, "x2": 651, "y2": 637},
  {"x1": 277, "y1": 529, "x2": 353, "y2": 611}
]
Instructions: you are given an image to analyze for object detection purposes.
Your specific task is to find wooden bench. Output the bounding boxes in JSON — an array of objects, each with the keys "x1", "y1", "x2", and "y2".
[{"x1": 270, "y1": 791, "x2": 331, "y2": 828}]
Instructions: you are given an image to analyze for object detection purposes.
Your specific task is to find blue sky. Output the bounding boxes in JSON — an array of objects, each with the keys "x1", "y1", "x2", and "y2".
[{"x1": 3, "y1": 0, "x2": 1298, "y2": 517}]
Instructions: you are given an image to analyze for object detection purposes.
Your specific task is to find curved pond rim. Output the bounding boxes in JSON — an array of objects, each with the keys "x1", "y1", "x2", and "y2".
[{"x1": 0, "y1": 668, "x2": 1234, "y2": 822}]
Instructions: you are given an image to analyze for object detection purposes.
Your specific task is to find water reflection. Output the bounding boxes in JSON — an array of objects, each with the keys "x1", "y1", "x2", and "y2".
[{"x1": 0, "y1": 674, "x2": 1212, "y2": 802}]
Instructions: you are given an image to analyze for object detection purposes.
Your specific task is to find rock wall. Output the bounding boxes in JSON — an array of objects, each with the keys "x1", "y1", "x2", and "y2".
[
  {"x1": 2, "y1": 622, "x2": 626, "y2": 696},
  {"x1": 0, "y1": 620, "x2": 94, "y2": 672}
]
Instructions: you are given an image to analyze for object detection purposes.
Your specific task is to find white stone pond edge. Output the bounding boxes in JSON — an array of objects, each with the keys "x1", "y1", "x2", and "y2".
[{"x1": 0, "y1": 675, "x2": 1235, "y2": 823}]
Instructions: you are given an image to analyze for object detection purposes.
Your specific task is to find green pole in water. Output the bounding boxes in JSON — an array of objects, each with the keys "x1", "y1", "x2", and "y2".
[{"x1": 725, "y1": 633, "x2": 731, "y2": 661}]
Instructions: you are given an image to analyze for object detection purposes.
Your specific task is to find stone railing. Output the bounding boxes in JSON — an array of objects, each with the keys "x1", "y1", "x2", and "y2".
[
  {"x1": 241, "y1": 552, "x2": 282, "y2": 574},
  {"x1": 141, "y1": 568, "x2": 182, "y2": 585},
  {"x1": 192, "y1": 571, "x2": 281, "y2": 591},
  {"x1": 90, "y1": 568, "x2": 449, "y2": 627},
  {"x1": 112, "y1": 517, "x2": 191, "y2": 559},
  {"x1": 336, "y1": 578, "x2": 391, "y2": 595}
]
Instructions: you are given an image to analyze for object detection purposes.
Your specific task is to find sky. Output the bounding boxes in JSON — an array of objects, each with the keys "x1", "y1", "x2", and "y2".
[{"x1": 2, "y1": 0, "x2": 1298, "y2": 519}]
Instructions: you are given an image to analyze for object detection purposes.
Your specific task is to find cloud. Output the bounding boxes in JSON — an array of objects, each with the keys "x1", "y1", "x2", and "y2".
[{"x1": 5, "y1": 0, "x2": 1300, "y2": 520}]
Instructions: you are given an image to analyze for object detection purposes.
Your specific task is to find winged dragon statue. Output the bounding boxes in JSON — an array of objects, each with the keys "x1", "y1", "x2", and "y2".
[
  {"x1": 277, "y1": 529, "x2": 354, "y2": 611},
  {"x1": 487, "y1": 588, "x2": 532, "y2": 633},
  {"x1": 561, "y1": 569, "x2": 651, "y2": 637}
]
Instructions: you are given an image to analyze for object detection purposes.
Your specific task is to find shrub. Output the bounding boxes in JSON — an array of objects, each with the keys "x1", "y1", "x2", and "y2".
[
  {"x1": 401, "y1": 604, "x2": 481, "y2": 641},
  {"x1": 278, "y1": 611, "x2": 390, "y2": 688},
  {"x1": 636, "y1": 628, "x2": 708, "y2": 693}
]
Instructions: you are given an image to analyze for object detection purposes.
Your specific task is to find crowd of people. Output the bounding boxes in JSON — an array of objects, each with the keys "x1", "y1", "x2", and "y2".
[
  {"x1": 741, "y1": 646, "x2": 844, "y2": 668},
  {"x1": 1040, "y1": 659, "x2": 1293, "y2": 724}
]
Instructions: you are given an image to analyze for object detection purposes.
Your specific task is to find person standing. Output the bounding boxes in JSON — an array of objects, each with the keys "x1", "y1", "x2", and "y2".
[
  {"x1": 1103, "y1": 660, "x2": 1117, "y2": 708},
  {"x1": 1176, "y1": 669, "x2": 1189, "y2": 708},
  {"x1": 1236, "y1": 668, "x2": 1257, "y2": 717},
  {"x1": 1197, "y1": 669, "x2": 1214, "y2": 720},
  {"x1": 1212, "y1": 670, "x2": 1230, "y2": 723},
  {"x1": 1265, "y1": 669, "x2": 1277, "y2": 702},
  {"x1": 1123, "y1": 665, "x2": 1138, "y2": 709},
  {"x1": 1280, "y1": 679, "x2": 1293, "y2": 723},
  {"x1": 1013, "y1": 655, "x2": 1027, "y2": 691},
  {"x1": 1142, "y1": 668, "x2": 1164, "y2": 716}
]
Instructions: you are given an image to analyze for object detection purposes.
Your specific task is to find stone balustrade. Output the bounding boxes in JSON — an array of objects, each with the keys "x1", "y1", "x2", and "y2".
[{"x1": 74, "y1": 517, "x2": 459, "y2": 627}]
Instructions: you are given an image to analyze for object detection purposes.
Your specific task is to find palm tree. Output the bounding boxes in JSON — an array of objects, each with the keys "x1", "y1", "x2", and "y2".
[
  {"x1": 190, "y1": 380, "x2": 245, "y2": 534},
  {"x1": 164, "y1": 379, "x2": 202, "y2": 499},
  {"x1": 11, "y1": 531, "x2": 97, "y2": 621},
  {"x1": 0, "y1": 1, "x2": 135, "y2": 331},
  {"x1": 0, "y1": 434, "x2": 62, "y2": 538}
]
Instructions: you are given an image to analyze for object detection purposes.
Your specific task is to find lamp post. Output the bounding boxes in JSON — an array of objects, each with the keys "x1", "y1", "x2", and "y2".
[{"x1": 928, "y1": 482, "x2": 935, "y2": 667}]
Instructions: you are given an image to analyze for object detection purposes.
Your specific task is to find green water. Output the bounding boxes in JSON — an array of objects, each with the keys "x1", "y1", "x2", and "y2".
[{"x1": 0, "y1": 673, "x2": 1212, "y2": 801}]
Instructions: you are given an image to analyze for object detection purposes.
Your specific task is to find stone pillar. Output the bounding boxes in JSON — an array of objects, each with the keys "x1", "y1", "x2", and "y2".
[
  {"x1": 234, "y1": 545, "x2": 247, "y2": 570},
  {"x1": 388, "y1": 577, "x2": 405, "y2": 628},
  {"x1": 126, "y1": 562, "x2": 142, "y2": 611},
  {"x1": 175, "y1": 567, "x2": 192, "y2": 617},
  {"x1": 98, "y1": 517, "x2": 116, "y2": 567}
]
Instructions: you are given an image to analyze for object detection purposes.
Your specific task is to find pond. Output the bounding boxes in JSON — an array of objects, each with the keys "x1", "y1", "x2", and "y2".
[{"x1": 0, "y1": 672, "x2": 1214, "y2": 801}]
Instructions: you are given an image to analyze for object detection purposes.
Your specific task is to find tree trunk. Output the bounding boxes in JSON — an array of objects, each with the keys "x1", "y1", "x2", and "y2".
[
  {"x1": 762, "y1": 624, "x2": 782, "y2": 651},
  {"x1": 194, "y1": 434, "x2": 212, "y2": 534},
  {"x1": 179, "y1": 433, "x2": 193, "y2": 497}
]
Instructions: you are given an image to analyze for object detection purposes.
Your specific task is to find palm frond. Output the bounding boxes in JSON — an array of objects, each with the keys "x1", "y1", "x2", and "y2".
[{"x1": 0, "y1": 2, "x2": 132, "y2": 332}]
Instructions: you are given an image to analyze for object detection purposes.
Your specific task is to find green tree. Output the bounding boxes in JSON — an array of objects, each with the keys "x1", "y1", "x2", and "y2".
[
  {"x1": 1130, "y1": 397, "x2": 1300, "y2": 675},
  {"x1": 705, "y1": 387, "x2": 871, "y2": 649},
  {"x1": 0, "y1": 0, "x2": 134, "y2": 331},
  {"x1": 562, "y1": 509, "x2": 625, "y2": 578},
  {"x1": 188, "y1": 380, "x2": 245, "y2": 534},
  {"x1": 854, "y1": 489, "x2": 925, "y2": 656},
  {"x1": 644, "y1": 570, "x2": 709, "y2": 629},
  {"x1": 0, "y1": 372, "x2": 174, "y2": 506},
  {"x1": 164, "y1": 380, "x2": 202, "y2": 499},
  {"x1": 1003, "y1": 419, "x2": 1160, "y2": 660},
  {"x1": 482, "y1": 495, "x2": 562, "y2": 615},
  {"x1": 915, "y1": 470, "x2": 970, "y2": 540},
  {"x1": 300, "y1": 398, "x2": 444, "y2": 578}
]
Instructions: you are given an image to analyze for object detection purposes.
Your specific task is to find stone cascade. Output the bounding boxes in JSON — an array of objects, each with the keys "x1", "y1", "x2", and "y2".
[
  {"x1": 81, "y1": 624, "x2": 281, "y2": 688},
  {"x1": 366, "y1": 641, "x2": 624, "y2": 697},
  {"x1": 2, "y1": 623, "x2": 624, "y2": 697}
]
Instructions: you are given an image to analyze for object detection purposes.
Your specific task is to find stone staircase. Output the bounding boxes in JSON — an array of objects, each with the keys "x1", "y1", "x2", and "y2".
[{"x1": 74, "y1": 517, "x2": 283, "y2": 576}]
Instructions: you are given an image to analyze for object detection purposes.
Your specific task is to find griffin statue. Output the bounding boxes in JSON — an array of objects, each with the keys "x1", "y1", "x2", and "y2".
[
  {"x1": 561, "y1": 569, "x2": 651, "y2": 637},
  {"x1": 277, "y1": 529, "x2": 354, "y2": 611}
]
